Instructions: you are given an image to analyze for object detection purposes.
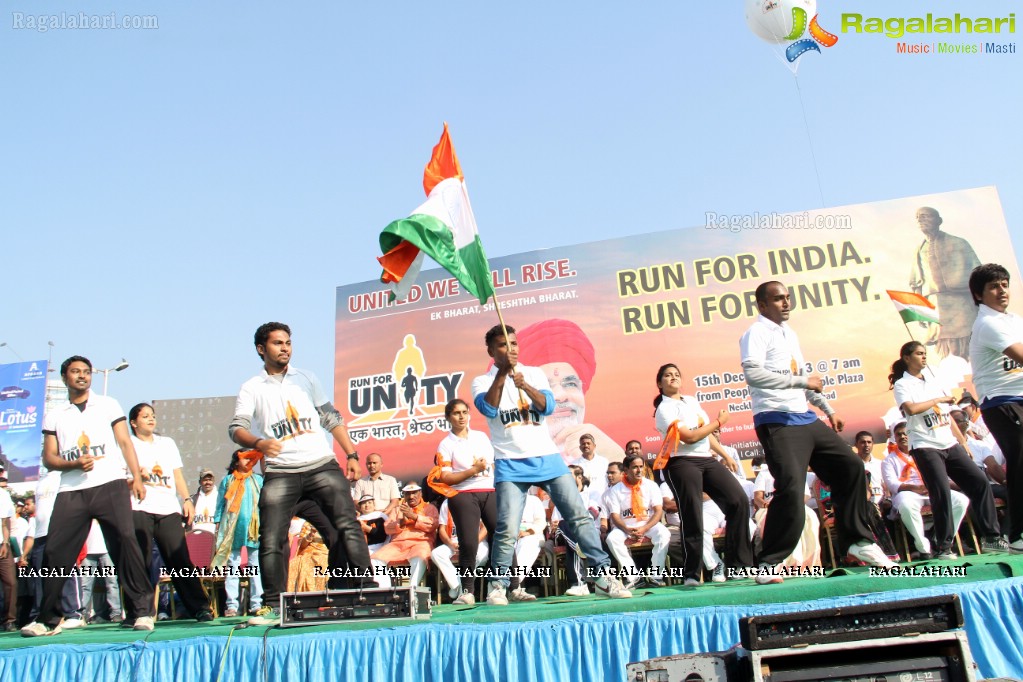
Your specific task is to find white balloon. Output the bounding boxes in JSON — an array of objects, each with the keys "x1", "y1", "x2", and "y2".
[{"x1": 745, "y1": 0, "x2": 817, "y2": 44}]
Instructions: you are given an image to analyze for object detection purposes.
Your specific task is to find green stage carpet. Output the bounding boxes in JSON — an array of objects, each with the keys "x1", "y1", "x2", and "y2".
[{"x1": 2, "y1": 553, "x2": 1019, "y2": 650}]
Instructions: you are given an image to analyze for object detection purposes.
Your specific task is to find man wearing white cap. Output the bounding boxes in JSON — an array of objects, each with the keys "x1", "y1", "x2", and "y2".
[
  {"x1": 371, "y1": 483, "x2": 438, "y2": 588},
  {"x1": 190, "y1": 469, "x2": 219, "y2": 534}
]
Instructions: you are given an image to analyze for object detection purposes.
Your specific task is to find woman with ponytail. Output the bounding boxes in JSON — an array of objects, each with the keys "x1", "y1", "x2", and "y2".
[
  {"x1": 890, "y1": 341, "x2": 1007, "y2": 556},
  {"x1": 128, "y1": 403, "x2": 213, "y2": 622},
  {"x1": 653, "y1": 364, "x2": 753, "y2": 585}
]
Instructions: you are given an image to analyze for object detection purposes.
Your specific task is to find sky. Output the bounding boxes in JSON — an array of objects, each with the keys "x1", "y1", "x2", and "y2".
[{"x1": 1, "y1": 0, "x2": 1020, "y2": 414}]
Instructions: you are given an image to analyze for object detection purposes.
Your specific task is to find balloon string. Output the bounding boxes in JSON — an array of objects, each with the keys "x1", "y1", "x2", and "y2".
[{"x1": 793, "y1": 74, "x2": 826, "y2": 208}]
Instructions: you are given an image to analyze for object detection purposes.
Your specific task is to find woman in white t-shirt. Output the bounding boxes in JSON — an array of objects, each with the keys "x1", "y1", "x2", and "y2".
[
  {"x1": 889, "y1": 342, "x2": 1006, "y2": 555},
  {"x1": 653, "y1": 363, "x2": 753, "y2": 583},
  {"x1": 434, "y1": 398, "x2": 532, "y2": 604},
  {"x1": 129, "y1": 403, "x2": 214, "y2": 621}
]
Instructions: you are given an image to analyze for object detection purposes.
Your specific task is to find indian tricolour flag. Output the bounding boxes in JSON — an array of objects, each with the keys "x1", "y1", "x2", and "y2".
[
  {"x1": 377, "y1": 124, "x2": 495, "y2": 304},
  {"x1": 886, "y1": 290, "x2": 940, "y2": 325}
]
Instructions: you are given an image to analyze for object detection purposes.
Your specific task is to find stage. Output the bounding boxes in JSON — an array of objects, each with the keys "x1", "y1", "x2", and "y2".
[{"x1": 2, "y1": 554, "x2": 1021, "y2": 681}]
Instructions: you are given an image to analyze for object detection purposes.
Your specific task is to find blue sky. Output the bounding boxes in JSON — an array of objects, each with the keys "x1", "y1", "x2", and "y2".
[{"x1": 1, "y1": 0, "x2": 1019, "y2": 411}]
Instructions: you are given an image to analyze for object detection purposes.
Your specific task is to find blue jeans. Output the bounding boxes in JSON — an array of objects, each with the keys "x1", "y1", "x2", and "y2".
[
  {"x1": 491, "y1": 474, "x2": 610, "y2": 588},
  {"x1": 226, "y1": 547, "x2": 262, "y2": 612}
]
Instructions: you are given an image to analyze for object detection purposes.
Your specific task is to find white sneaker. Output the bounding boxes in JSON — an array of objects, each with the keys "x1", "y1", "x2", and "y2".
[
  {"x1": 1009, "y1": 538, "x2": 1023, "y2": 554},
  {"x1": 593, "y1": 574, "x2": 632, "y2": 599},
  {"x1": 452, "y1": 591, "x2": 476, "y2": 605},
  {"x1": 683, "y1": 578, "x2": 701, "y2": 587},
  {"x1": 133, "y1": 616, "x2": 155, "y2": 632},
  {"x1": 509, "y1": 587, "x2": 536, "y2": 602},
  {"x1": 21, "y1": 622, "x2": 61, "y2": 637},
  {"x1": 61, "y1": 618, "x2": 85, "y2": 629},
  {"x1": 755, "y1": 564, "x2": 783, "y2": 585},
  {"x1": 847, "y1": 541, "x2": 898, "y2": 569},
  {"x1": 486, "y1": 584, "x2": 509, "y2": 606},
  {"x1": 448, "y1": 585, "x2": 462, "y2": 600},
  {"x1": 711, "y1": 562, "x2": 726, "y2": 583},
  {"x1": 564, "y1": 584, "x2": 590, "y2": 597}
]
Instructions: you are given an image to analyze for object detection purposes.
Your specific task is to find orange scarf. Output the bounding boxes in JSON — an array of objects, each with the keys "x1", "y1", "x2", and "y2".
[
  {"x1": 627, "y1": 479, "x2": 648, "y2": 522},
  {"x1": 225, "y1": 449, "x2": 261, "y2": 513},
  {"x1": 427, "y1": 452, "x2": 459, "y2": 498},
  {"x1": 653, "y1": 421, "x2": 680, "y2": 471},
  {"x1": 895, "y1": 449, "x2": 918, "y2": 483}
]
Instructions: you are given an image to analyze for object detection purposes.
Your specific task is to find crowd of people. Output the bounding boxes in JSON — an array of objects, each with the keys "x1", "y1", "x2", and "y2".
[{"x1": 4, "y1": 261, "x2": 1021, "y2": 637}]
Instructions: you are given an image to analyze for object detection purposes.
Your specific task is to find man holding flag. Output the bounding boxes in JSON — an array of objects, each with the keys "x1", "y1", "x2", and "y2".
[
  {"x1": 376, "y1": 126, "x2": 630, "y2": 601},
  {"x1": 472, "y1": 324, "x2": 632, "y2": 603}
]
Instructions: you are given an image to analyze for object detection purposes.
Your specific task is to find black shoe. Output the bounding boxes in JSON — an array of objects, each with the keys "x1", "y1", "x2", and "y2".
[
  {"x1": 120, "y1": 619, "x2": 136, "y2": 629},
  {"x1": 3, "y1": 622, "x2": 17, "y2": 632},
  {"x1": 195, "y1": 611, "x2": 215, "y2": 623}
]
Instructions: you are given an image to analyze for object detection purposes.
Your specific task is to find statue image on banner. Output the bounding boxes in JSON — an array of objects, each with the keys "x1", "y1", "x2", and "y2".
[{"x1": 909, "y1": 206, "x2": 981, "y2": 362}]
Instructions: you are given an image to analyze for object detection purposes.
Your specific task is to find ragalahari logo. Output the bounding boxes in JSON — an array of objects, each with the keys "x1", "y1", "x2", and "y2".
[{"x1": 746, "y1": 0, "x2": 839, "y2": 62}]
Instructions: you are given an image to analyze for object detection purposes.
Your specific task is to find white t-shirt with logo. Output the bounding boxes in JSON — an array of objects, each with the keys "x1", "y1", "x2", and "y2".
[
  {"x1": 42, "y1": 393, "x2": 129, "y2": 492},
  {"x1": 131, "y1": 435, "x2": 183, "y2": 516},
  {"x1": 437, "y1": 429, "x2": 495, "y2": 491},
  {"x1": 970, "y1": 304, "x2": 1023, "y2": 401},
  {"x1": 470, "y1": 365, "x2": 558, "y2": 461},
  {"x1": 192, "y1": 489, "x2": 219, "y2": 533},
  {"x1": 740, "y1": 315, "x2": 810, "y2": 415},
  {"x1": 655, "y1": 395, "x2": 713, "y2": 458},
  {"x1": 604, "y1": 478, "x2": 663, "y2": 529},
  {"x1": 893, "y1": 373, "x2": 957, "y2": 450},
  {"x1": 234, "y1": 366, "x2": 336, "y2": 469}
]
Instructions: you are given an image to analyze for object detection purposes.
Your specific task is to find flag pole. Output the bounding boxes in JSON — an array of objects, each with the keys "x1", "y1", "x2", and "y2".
[
  {"x1": 457, "y1": 173, "x2": 529, "y2": 413},
  {"x1": 898, "y1": 318, "x2": 954, "y2": 403},
  {"x1": 485, "y1": 261, "x2": 531, "y2": 415}
]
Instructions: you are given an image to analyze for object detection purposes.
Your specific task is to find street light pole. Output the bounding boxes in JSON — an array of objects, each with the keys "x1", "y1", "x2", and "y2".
[
  {"x1": 99, "y1": 359, "x2": 130, "y2": 395},
  {"x1": 0, "y1": 342, "x2": 23, "y2": 361}
]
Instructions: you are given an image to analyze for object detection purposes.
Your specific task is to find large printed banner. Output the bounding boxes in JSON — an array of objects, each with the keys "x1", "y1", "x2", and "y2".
[
  {"x1": 335, "y1": 187, "x2": 1020, "y2": 483},
  {"x1": 0, "y1": 360, "x2": 48, "y2": 482}
]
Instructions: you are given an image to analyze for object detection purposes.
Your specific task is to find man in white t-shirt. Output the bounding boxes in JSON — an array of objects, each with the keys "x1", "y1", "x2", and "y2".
[
  {"x1": 969, "y1": 263, "x2": 1023, "y2": 552},
  {"x1": 190, "y1": 469, "x2": 219, "y2": 534},
  {"x1": 854, "y1": 431, "x2": 886, "y2": 507},
  {"x1": 740, "y1": 282, "x2": 895, "y2": 583},
  {"x1": 472, "y1": 324, "x2": 631, "y2": 603},
  {"x1": 881, "y1": 422, "x2": 968, "y2": 559},
  {"x1": 230, "y1": 322, "x2": 374, "y2": 626},
  {"x1": 604, "y1": 455, "x2": 670, "y2": 587},
  {"x1": 570, "y1": 433, "x2": 611, "y2": 497},
  {"x1": 22, "y1": 356, "x2": 153, "y2": 637}
]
